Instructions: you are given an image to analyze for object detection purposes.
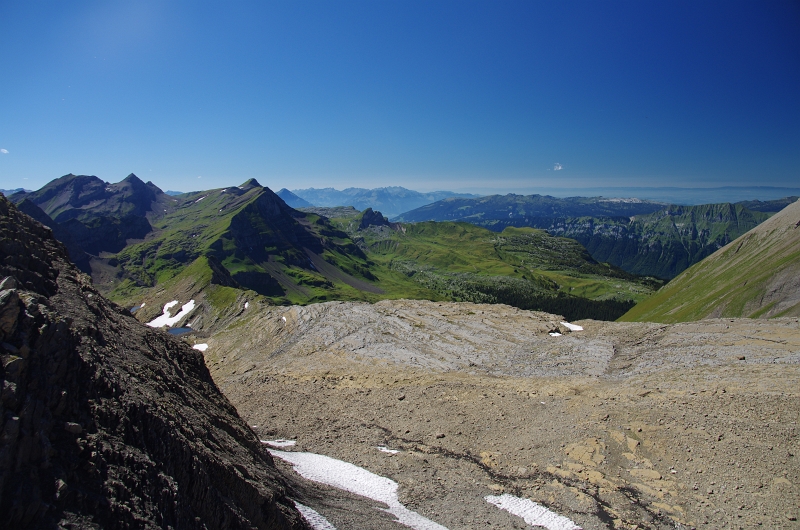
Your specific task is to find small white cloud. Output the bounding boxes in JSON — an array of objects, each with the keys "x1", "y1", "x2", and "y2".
[
  {"x1": 0, "y1": 149, "x2": 8, "y2": 154},
  {"x1": 553, "y1": 163, "x2": 562, "y2": 171},
  {"x1": 197, "y1": 175, "x2": 202, "y2": 179}
]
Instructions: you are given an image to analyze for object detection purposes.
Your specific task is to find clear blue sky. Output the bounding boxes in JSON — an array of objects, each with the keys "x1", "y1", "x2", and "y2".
[{"x1": 1, "y1": 0, "x2": 798, "y2": 193}]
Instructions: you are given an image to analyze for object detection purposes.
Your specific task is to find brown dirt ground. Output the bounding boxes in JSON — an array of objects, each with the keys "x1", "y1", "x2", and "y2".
[{"x1": 198, "y1": 300, "x2": 800, "y2": 529}]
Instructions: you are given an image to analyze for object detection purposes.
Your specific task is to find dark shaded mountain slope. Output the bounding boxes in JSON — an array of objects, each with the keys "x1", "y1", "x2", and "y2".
[
  {"x1": 10, "y1": 173, "x2": 175, "y2": 260},
  {"x1": 0, "y1": 194, "x2": 306, "y2": 528},
  {"x1": 540, "y1": 203, "x2": 769, "y2": 279}
]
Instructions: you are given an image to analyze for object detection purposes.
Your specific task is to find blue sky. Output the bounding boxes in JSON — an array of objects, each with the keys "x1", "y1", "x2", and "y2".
[{"x1": 1, "y1": 0, "x2": 798, "y2": 193}]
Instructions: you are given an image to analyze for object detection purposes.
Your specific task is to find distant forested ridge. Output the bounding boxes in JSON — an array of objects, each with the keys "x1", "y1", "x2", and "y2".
[{"x1": 397, "y1": 195, "x2": 775, "y2": 279}]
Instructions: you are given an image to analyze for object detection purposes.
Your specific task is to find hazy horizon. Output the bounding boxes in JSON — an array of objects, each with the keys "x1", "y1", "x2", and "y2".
[{"x1": 9, "y1": 175, "x2": 800, "y2": 207}]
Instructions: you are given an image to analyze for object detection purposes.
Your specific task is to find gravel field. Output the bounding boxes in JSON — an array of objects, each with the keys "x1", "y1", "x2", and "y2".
[{"x1": 201, "y1": 300, "x2": 800, "y2": 529}]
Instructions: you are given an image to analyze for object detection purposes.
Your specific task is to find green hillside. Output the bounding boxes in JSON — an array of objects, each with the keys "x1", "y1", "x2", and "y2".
[
  {"x1": 404, "y1": 195, "x2": 772, "y2": 279},
  {"x1": 12, "y1": 175, "x2": 667, "y2": 323},
  {"x1": 105, "y1": 181, "x2": 412, "y2": 307},
  {"x1": 620, "y1": 199, "x2": 800, "y2": 323},
  {"x1": 322, "y1": 210, "x2": 662, "y2": 320}
]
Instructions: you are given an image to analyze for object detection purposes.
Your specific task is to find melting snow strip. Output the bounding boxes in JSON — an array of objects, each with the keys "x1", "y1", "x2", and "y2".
[
  {"x1": 245, "y1": 301, "x2": 249, "y2": 309},
  {"x1": 261, "y1": 439, "x2": 296, "y2": 447},
  {"x1": 192, "y1": 343, "x2": 208, "y2": 352},
  {"x1": 294, "y1": 501, "x2": 337, "y2": 530},
  {"x1": 549, "y1": 332, "x2": 562, "y2": 337},
  {"x1": 269, "y1": 449, "x2": 449, "y2": 530},
  {"x1": 560, "y1": 322, "x2": 583, "y2": 331},
  {"x1": 485, "y1": 494, "x2": 582, "y2": 530},
  {"x1": 147, "y1": 300, "x2": 196, "y2": 328},
  {"x1": 376, "y1": 446, "x2": 400, "y2": 454}
]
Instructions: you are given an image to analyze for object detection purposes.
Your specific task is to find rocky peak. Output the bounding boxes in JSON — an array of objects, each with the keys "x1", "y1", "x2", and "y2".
[
  {"x1": 239, "y1": 178, "x2": 263, "y2": 189},
  {"x1": 358, "y1": 207, "x2": 391, "y2": 230}
]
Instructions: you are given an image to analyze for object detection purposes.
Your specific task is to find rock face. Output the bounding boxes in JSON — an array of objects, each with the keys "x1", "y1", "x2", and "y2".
[{"x1": 0, "y1": 194, "x2": 306, "y2": 529}]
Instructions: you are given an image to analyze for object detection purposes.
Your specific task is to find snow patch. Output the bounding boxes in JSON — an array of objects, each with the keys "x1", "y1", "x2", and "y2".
[
  {"x1": 485, "y1": 494, "x2": 582, "y2": 530},
  {"x1": 262, "y1": 439, "x2": 296, "y2": 447},
  {"x1": 147, "y1": 300, "x2": 196, "y2": 328},
  {"x1": 195, "y1": 196, "x2": 207, "y2": 202},
  {"x1": 560, "y1": 322, "x2": 583, "y2": 331},
  {"x1": 549, "y1": 332, "x2": 562, "y2": 337},
  {"x1": 192, "y1": 343, "x2": 208, "y2": 352},
  {"x1": 269, "y1": 450, "x2": 448, "y2": 530},
  {"x1": 294, "y1": 501, "x2": 337, "y2": 530},
  {"x1": 245, "y1": 301, "x2": 249, "y2": 309},
  {"x1": 377, "y1": 446, "x2": 400, "y2": 454},
  {"x1": 282, "y1": 316, "x2": 287, "y2": 323}
]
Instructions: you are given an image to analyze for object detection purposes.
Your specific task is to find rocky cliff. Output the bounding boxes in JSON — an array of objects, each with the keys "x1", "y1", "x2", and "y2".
[{"x1": 0, "y1": 194, "x2": 306, "y2": 529}]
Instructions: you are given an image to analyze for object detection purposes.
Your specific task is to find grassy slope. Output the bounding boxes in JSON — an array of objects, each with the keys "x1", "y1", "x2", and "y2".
[
  {"x1": 620, "y1": 199, "x2": 800, "y2": 323},
  {"x1": 105, "y1": 190, "x2": 659, "y2": 322},
  {"x1": 466, "y1": 203, "x2": 770, "y2": 279},
  {"x1": 326, "y1": 213, "x2": 660, "y2": 306},
  {"x1": 106, "y1": 186, "x2": 440, "y2": 309}
]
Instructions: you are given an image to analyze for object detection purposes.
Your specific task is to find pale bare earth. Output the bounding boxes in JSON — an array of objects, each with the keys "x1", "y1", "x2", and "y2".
[{"x1": 200, "y1": 300, "x2": 800, "y2": 529}]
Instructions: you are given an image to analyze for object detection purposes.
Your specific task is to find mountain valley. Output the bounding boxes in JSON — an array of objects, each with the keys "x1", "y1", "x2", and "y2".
[{"x1": 10, "y1": 175, "x2": 662, "y2": 323}]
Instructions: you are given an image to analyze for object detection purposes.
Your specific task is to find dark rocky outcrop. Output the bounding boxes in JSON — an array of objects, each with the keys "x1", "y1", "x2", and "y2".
[
  {"x1": 357, "y1": 208, "x2": 390, "y2": 231},
  {"x1": 0, "y1": 194, "x2": 306, "y2": 528}
]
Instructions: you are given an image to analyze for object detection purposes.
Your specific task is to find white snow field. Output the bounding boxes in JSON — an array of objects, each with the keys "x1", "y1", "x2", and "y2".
[
  {"x1": 293, "y1": 501, "x2": 338, "y2": 530},
  {"x1": 560, "y1": 322, "x2": 583, "y2": 331},
  {"x1": 147, "y1": 300, "x2": 196, "y2": 328},
  {"x1": 261, "y1": 439, "x2": 297, "y2": 447},
  {"x1": 269, "y1": 450, "x2": 448, "y2": 530},
  {"x1": 485, "y1": 494, "x2": 582, "y2": 530},
  {"x1": 192, "y1": 343, "x2": 208, "y2": 352}
]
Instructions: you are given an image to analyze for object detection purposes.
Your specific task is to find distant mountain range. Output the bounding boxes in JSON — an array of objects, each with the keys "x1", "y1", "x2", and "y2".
[
  {"x1": 276, "y1": 188, "x2": 313, "y2": 208},
  {"x1": 621, "y1": 198, "x2": 800, "y2": 322},
  {"x1": 8, "y1": 174, "x2": 668, "y2": 322},
  {"x1": 464, "y1": 186, "x2": 800, "y2": 205},
  {"x1": 289, "y1": 186, "x2": 480, "y2": 218},
  {"x1": 396, "y1": 193, "x2": 791, "y2": 279},
  {"x1": 394, "y1": 193, "x2": 667, "y2": 222}
]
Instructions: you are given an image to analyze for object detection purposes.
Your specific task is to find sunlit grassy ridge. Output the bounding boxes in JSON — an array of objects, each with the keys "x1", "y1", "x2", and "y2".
[
  {"x1": 106, "y1": 185, "x2": 443, "y2": 309},
  {"x1": 620, "y1": 199, "x2": 800, "y2": 322}
]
